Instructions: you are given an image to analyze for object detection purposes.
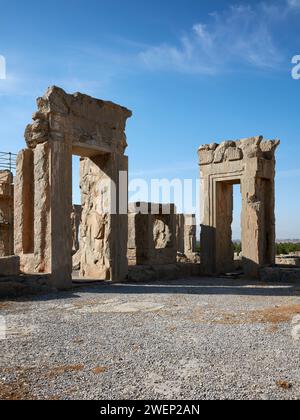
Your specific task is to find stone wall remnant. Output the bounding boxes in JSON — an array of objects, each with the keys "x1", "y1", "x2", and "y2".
[
  {"x1": 128, "y1": 203, "x2": 177, "y2": 266},
  {"x1": 0, "y1": 255, "x2": 20, "y2": 276}
]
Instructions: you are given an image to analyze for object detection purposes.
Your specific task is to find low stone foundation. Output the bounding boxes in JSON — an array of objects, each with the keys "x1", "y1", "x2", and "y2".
[
  {"x1": 0, "y1": 274, "x2": 52, "y2": 298},
  {"x1": 260, "y1": 266, "x2": 300, "y2": 282},
  {"x1": 275, "y1": 255, "x2": 300, "y2": 266},
  {"x1": 0, "y1": 255, "x2": 20, "y2": 277},
  {"x1": 128, "y1": 263, "x2": 201, "y2": 283}
]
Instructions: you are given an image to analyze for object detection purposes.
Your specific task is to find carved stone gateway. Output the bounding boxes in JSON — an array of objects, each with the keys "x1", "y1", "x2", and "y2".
[
  {"x1": 199, "y1": 136, "x2": 280, "y2": 277},
  {"x1": 15, "y1": 86, "x2": 131, "y2": 288}
]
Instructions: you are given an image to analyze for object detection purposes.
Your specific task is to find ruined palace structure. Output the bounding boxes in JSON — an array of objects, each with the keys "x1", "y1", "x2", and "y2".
[
  {"x1": 1, "y1": 85, "x2": 280, "y2": 286},
  {"x1": 198, "y1": 136, "x2": 280, "y2": 277},
  {"x1": 15, "y1": 86, "x2": 132, "y2": 288}
]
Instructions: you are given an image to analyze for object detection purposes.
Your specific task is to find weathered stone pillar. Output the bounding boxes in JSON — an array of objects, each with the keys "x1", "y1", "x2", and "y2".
[
  {"x1": 200, "y1": 170, "x2": 216, "y2": 274},
  {"x1": 184, "y1": 214, "x2": 197, "y2": 257},
  {"x1": 33, "y1": 143, "x2": 51, "y2": 275},
  {"x1": 14, "y1": 150, "x2": 34, "y2": 256},
  {"x1": 50, "y1": 141, "x2": 73, "y2": 289},
  {"x1": 216, "y1": 182, "x2": 234, "y2": 273},
  {"x1": 0, "y1": 170, "x2": 14, "y2": 257},
  {"x1": 177, "y1": 214, "x2": 197, "y2": 258},
  {"x1": 14, "y1": 149, "x2": 35, "y2": 272},
  {"x1": 241, "y1": 157, "x2": 277, "y2": 276},
  {"x1": 80, "y1": 153, "x2": 128, "y2": 282},
  {"x1": 176, "y1": 214, "x2": 185, "y2": 255}
]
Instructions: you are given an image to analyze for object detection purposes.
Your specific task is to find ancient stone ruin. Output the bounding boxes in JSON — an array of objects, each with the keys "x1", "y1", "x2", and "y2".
[
  {"x1": 176, "y1": 214, "x2": 197, "y2": 261},
  {"x1": 0, "y1": 86, "x2": 289, "y2": 292},
  {"x1": 14, "y1": 86, "x2": 131, "y2": 288},
  {"x1": 128, "y1": 203, "x2": 177, "y2": 266},
  {"x1": 198, "y1": 136, "x2": 280, "y2": 277}
]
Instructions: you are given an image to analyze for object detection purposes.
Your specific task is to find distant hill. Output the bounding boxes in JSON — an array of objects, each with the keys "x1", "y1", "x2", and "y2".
[{"x1": 276, "y1": 239, "x2": 300, "y2": 244}]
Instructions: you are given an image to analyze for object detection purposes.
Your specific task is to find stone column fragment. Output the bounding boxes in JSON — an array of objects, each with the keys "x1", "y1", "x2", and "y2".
[{"x1": 0, "y1": 170, "x2": 14, "y2": 257}]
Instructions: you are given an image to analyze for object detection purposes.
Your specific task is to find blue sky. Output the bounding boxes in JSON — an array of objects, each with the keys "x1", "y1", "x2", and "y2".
[{"x1": 0, "y1": 0, "x2": 300, "y2": 239}]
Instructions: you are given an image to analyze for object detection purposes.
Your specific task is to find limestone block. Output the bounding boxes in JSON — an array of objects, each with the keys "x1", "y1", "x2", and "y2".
[
  {"x1": 198, "y1": 143, "x2": 218, "y2": 165},
  {"x1": 72, "y1": 249, "x2": 81, "y2": 271},
  {"x1": 260, "y1": 139, "x2": 280, "y2": 160},
  {"x1": 128, "y1": 203, "x2": 177, "y2": 266},
  {"x1": 213, "y1": 141, "x2": 235, "y2": 163},
  {"x1": 236, "y1": 136, "x2": 263, "y2": 158},
  {"x1": 153, "y1": 219, "x2": 172, "y2": 249},
  {"x1": 14, "y1": 150, "x2": 34, "y2": 257},
  {"x1": 276, "y1": 256, "x2": 300, "y2": 266},
  {"x1": 225, "y1": 146, "x2": 243, "y2": 161},
  {"x1": 33, "y1": 143, "x2": 51, "y2": 274},
  {"x1": 199, "y1": 150, "x2": 214, "y2": 165},
  {"x1": 25, "y1": 86, "x2": 132, "y2": 156},
  {"x1": 0, "y1": 170, "x2": 14, "y2": 257},
  {"x1": 184, "y1": 215, "x2": 197, "y2": 256},
  {"x1": 0, "y1": 256, "x2": 20, "y2": 276},
  {"x1": 71, "y1": 205, "x2": 82, "y2": 254}
]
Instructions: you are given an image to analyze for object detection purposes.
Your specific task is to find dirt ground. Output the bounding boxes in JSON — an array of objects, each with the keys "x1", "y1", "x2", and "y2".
[{"x1": 0, "y1": 277, "x2": 299, "y2": 400}]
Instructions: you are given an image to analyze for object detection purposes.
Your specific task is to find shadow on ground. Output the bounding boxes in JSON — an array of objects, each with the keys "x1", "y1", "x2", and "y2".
[{"x1": 2, "y1": 276, "x2": 297, "y2": 304}]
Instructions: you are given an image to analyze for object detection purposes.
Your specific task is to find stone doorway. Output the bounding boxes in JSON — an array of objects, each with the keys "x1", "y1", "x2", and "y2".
[
  {"x1": 199, "y1": 136, "x2": 279, "y2": 277},
  {"x1": 14, "y1": 87, "x2": 132, "y2": 289}
]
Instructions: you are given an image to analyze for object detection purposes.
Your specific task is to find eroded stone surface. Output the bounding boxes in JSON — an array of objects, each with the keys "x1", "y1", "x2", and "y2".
[
  {"x1": 176, "y1": 214, "x2": 197, "y2": 262},
  {"x1": 199, "y1": 136, "x2": 279, "y2": 277},
  {"x1": 128, "y1": 203, "x2": 177, "y2": 266},
  {"x1": 0, "y1": 171, "x2": 14, "y2": 257},
  {"x1": 0, "y1": 255, "x2": 20, "y2": 276},
  {"x1": 198, "y1": 136, "x2": 279, "y2": 166},
  {"x1": 71, "y1": 205, "x2": 82, "y2": 254}
]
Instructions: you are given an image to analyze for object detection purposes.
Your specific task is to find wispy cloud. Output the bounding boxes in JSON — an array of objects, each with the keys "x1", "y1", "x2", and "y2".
[
  {"x1": 277, "y1": 168, "x2": 300, "y2": 179},
  {"x1": 139, "y1": 1, "x2": 297, "y2": 75},
  {"x1": 287, "y1": 0, "x2": 300, "y2": 9},
  {"x1": 1, "y1": 0, "x2": 299, "y2": 98}
]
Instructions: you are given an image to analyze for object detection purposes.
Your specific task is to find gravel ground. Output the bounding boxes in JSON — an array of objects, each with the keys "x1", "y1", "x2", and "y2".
[{"x1": 0, "y1": 277, "x2": 300, "y2": 400}]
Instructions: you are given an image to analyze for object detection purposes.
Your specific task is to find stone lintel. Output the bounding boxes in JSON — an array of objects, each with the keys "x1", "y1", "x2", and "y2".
[
  {"x1": 25, "y1": 86, "x2": 132, "y2": 156},
  {"x1": 198, "y1": 136, "x2": 280, "y2": 166}
]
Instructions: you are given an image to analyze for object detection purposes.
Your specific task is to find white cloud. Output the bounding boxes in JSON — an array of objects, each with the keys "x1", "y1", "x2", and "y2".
[
  {"x1": 287, "y1": 0, "x2": 300, "y2": 9},
  {"x1": 139, "y1": 3, "x2": 289, "y2": 74}
]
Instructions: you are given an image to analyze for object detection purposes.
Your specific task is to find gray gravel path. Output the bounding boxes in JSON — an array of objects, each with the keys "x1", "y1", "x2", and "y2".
[{"x1": 0, "y1": 277, "x2": 300, "y2": 400}]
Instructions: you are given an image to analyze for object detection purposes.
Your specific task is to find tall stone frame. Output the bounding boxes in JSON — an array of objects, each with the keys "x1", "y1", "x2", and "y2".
[
  {"x1": 15, "y1": 86, "x2": 131, "y2": 288},
  {"x1": 198, "y1": 136, "x2": 280, "y2": 277}
]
